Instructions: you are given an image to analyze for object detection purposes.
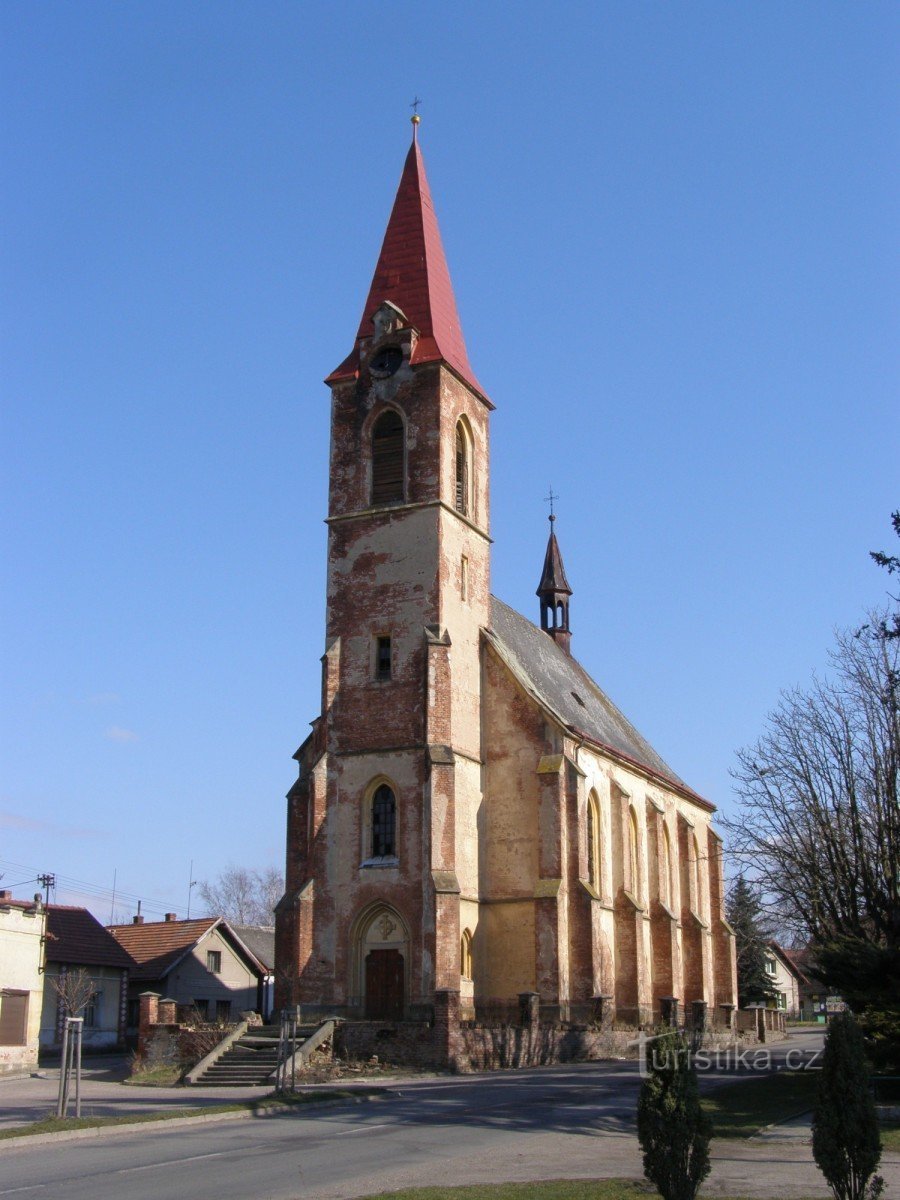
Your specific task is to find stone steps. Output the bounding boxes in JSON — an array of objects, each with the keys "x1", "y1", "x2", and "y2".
[{"x1": 191, "y1": 1024, "x2": 319, "y2": 1087}]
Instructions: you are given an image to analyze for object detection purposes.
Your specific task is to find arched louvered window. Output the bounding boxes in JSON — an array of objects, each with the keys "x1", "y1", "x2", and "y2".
[
  {"x1": 371, "y1": 784, "x2": 396, "y2": 858},
  {"x1": 371, "y1": 410, "x2": 405, "y2": 506},
  {"x1": 455, "y1": 422, "x2": 469, "y2": 516}
]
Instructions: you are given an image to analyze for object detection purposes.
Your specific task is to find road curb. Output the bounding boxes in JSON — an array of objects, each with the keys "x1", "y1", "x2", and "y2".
[{"x1": 0, "y1": 1090, "x2": 388, "y2": 1151}]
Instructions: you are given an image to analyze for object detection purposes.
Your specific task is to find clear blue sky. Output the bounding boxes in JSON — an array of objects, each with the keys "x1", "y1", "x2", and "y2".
[{"x1": 2, "y1": 2, "x2": 897, "y2": 921}]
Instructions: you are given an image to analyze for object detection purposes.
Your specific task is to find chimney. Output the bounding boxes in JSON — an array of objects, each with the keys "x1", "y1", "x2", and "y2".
[
  {"x1": 164, "y1": 912, "x2": 177, "y2": 922},
  {"x1": 33, "y1": 893, "x2": 43, "y2": 911},
  {"x1": 0, "y1": 889, "x2": 12, "y2": 902},
  {"x1": 133, "y1": 914, "x2": 145, "y2": 924}
]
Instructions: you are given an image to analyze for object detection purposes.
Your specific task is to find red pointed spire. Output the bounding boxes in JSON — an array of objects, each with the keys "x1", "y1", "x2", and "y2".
[{"x1": 327, "y1": 128, "x2": 486, "y2": 400}]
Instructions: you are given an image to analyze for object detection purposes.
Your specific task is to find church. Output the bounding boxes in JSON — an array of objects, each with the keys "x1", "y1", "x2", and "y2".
[{"x1": 274, "y1": 119, "x2": 737, "y2": 1034}]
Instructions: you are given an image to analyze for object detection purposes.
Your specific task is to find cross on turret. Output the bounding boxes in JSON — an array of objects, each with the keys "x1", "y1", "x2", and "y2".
[{"x1": 536, "y1": 497, "x2": 573, "y2": 654}]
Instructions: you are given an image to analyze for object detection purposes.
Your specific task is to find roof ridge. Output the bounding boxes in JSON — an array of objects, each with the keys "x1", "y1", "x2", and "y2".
[{"x1": 487, "y1": 595, "x2": 710, "y2": 808}]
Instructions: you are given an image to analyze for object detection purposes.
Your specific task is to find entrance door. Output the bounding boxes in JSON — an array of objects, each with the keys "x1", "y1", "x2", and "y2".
[{"x1": 365, "y1": 948, "x2": 404, "y2": 1019}]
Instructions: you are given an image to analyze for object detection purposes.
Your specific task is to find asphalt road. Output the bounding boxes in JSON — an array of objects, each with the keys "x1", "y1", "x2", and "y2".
[{"x1": 1, "y1": 1029, "x2": 893, "y2": 1200}]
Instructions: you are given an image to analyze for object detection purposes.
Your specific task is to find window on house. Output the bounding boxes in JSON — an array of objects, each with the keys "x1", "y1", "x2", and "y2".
[
  {"x1": 455, "y1": 422, "x2": 469, "y2": 516},
  {"x1": 215, "y1": 1000, "x2": 232, "y2": 1022},
  {"x1": 194, "y1": 999, "x2": 210, "y2": 1020},
  {"x1": 82, "y1": 991, "x2": 101, "y2": 1028},
  {"x1": 460, "y1": 929, "x2": 473, "y2": 980},
  {"x1": 376, "y1": 636, "x2": 392, "y2": 681},
  {"x1": 207, "y1": 950, "x2": 222, "y2": 974},
  {"x1": 371, "y1": 784, "x2": 397, "y2": 858},
  {"x1": 587, "y1": 791, "x2": 601, "y2": 890},
  {"x1": 765, "y1": 957, "x2": 776, "y2": 976},
  {"x1": 0, "y1": 991, "x2": 28, "y2": 1046},
  {"x1": 371, "y1": 410, "x2": 405, "y2": 505}
]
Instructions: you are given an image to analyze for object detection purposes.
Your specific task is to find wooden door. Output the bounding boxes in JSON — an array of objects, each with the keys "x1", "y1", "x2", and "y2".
[{"x1": 365, "y1": 949, "x2": 404, "y2": 1019}]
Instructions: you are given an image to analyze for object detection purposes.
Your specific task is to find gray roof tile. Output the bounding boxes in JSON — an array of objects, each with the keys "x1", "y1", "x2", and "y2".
[{"x1": 487, "y1": 596, "x2": 706, "y2": 803}]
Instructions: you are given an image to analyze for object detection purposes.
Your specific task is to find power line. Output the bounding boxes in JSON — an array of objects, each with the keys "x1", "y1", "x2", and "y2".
[{"x1": 0, "y1": 857, "x2": 191, "y2": 917}]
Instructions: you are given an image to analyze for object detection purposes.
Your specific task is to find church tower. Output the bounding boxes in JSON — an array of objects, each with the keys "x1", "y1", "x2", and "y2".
[
  {"x1": 276, "y1": 119, "x2": 492, "y2": 1019},
  {"x1": 276, "y1": 121, "x2": 737, "y2": 1046}
]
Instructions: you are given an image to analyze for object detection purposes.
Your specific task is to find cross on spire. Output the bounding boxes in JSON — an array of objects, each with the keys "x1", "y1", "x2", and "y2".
[
  {"x1": 544, "y1": 486, "x2": 559, "y2": 522},
  {"x1": 410, "y1": 96, "x2": 422, "y2": 115}
]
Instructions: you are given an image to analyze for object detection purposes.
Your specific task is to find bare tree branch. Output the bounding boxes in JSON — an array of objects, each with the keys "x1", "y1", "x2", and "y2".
[
  {"x1": 198, "y1": 864, "x2": 283, "y2": 926},
  {"x1": 723, "y1": 611, "x2": 900, "y2": 953}
]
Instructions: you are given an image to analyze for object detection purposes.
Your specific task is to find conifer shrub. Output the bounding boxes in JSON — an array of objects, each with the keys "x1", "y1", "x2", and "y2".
[
  {"x1": 812, "y1": 1011, "x2": 883, "y2": 1200},
  {"x1": 636, "y1": 1029, "x2": 711, "y2": 1200}
]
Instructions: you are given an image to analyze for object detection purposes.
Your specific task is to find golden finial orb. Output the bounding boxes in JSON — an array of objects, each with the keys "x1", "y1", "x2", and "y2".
[{"x1": 411, "y1": 113, "x2": 421, "y2": 126}]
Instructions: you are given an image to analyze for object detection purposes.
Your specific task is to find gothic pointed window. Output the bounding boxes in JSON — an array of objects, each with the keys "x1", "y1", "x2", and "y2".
[
  {"x1": 628, "y1": 807, "x2": 640, "y2": 897},
  {"x1": 460, "y1": 928, "x2": 473, "y2": 980},
  {"x1": 691, "y1": 833, "x2": 704, "y2": 918},
  {"x1": 587, "y1": 791, "x2": 601, "y2": 891},
  {"x1": 661, "y1": 823, "x2": 674, "y2": 909},
  {"x1": 371, "y1": 784, "x2": 396, "y2": 859},
  {"x1": 455, "y1": 421, "x2": 470, "y2": 516},
  {"x1": 371, "y1": 410, "x2": 405, "y2": 506}
]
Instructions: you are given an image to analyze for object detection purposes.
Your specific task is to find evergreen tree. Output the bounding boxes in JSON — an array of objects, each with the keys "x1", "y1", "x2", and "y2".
[
  {"x1": 812, "y1": 1011, "x2": 883, "y2": 1200},
  {"x1": 637, "y1": 1029, "x2": 711, "y2": 1200},
  {"x1": 726, "y1": 875, "x2": 779, "y2": 1007}
]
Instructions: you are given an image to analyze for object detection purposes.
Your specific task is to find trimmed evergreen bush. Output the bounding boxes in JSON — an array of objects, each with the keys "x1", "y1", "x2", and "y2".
[
  {"x1": 636, "y1": 1029, "x2": 711, "y2": 1200},
  {"x1": 812, "y1": 1011, "x2": 883, "y2": 1200}
]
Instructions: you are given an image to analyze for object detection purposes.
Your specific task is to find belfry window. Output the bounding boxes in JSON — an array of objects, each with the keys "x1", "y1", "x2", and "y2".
[
  {"x1": 455, "y1": 423, "x2": 469, "y2": 516},
  {"x1": 371, "y1": 410, "x2": 405, "y2": 506},
  {"x1": 375, "y1": 636, "x2": 392, "y2": 681},
  {"x1": 371, "y1": 784, "x2": 396, "y2": 858}
]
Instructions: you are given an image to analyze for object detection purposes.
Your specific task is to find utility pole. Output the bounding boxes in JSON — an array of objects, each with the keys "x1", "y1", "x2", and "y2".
[{"x1": 37, "y1": 873, "x2": 55, "y2": 908}]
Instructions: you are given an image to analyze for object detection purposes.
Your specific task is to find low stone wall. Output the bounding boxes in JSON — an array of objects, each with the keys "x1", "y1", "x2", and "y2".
[
  {"x1": 333, "y1": 990, "x2": 746, "y2": 1074},
  {"x1": 136, "y1": 992, "x2": 240, "y2": 1070},
  {"x1": 735, "y1": 1007, "x2": 787, "y2": 1042}
]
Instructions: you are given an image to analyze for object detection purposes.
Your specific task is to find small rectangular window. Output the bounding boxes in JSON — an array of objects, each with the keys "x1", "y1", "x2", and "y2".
[
  {"x1": 206, "y1": 950, "x2": 222, "y2": 973},
  {"x1": 376, "y1": 636, "x2": 392, "y2": 681},
  {"x1": 194, "y1": 998, "x2": 209, "y2": 1020},
  {"x1": 0, "y1": 991, "x2": 28, "y2": 1046},
  {"x1": 83, "y1": 991, "x2": 100, "y2": 1027},
  {"x1": 461, "y1": 555, "x2": 468, "y2": 601},
  {"x1": 216, "y1": 999, "x2": 232, "y2": 1022}
]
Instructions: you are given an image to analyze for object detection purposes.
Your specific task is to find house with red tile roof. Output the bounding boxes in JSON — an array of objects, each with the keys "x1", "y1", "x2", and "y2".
[
  {"x1": 3, "y1": 895, "x2": 136, "y2": 1051},
  {"x1": 108, "y1": 914, "x2": 270, "y2": 1029},
  {"x1": 0, "y1": 890, "x2": 46, "y2": 1074}
]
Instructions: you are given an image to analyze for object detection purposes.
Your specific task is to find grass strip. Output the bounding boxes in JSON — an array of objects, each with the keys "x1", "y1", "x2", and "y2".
[
  {"x1": 351, "y1": 1183, "x2": 822, "y2": 1200},
  {"x1": 881, "y1": 1120, "x2": 900, "y2": 1152},
  {"x1": 0, "y1": 1088, "x2": 383, "y2": 1141},
  {"x1": 702, "y1": 1069, "x2": 818, "y2": 1138}
]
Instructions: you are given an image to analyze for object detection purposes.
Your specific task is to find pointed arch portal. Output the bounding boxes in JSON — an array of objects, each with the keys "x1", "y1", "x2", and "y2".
[{"x1": 351, "y1": 902, "x2": 409, "y2": 1020}]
